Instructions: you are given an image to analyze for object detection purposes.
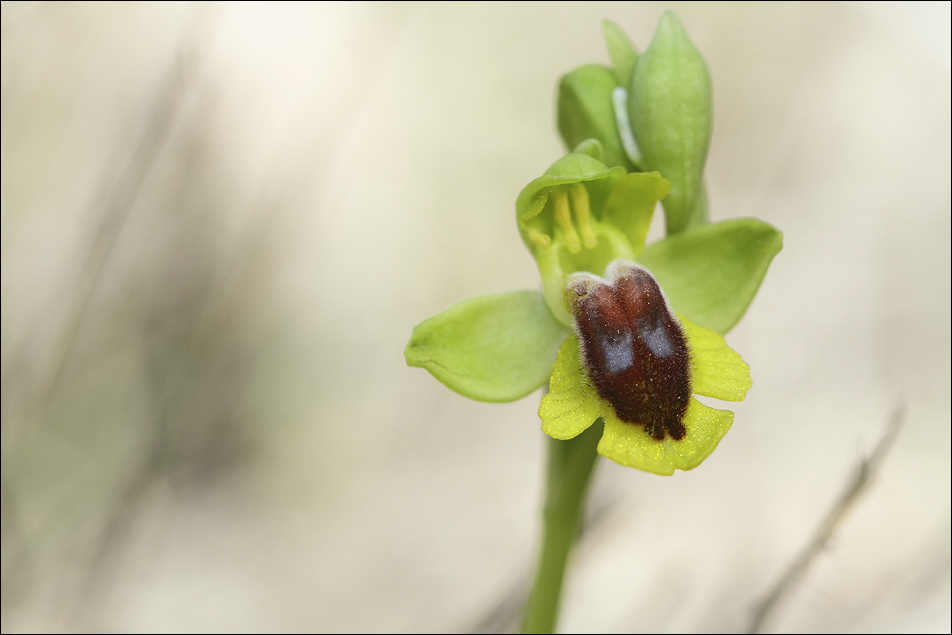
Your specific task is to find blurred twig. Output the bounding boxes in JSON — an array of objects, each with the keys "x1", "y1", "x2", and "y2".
[
  {"x1": 0, "y1": 45, "x2": 192, "y2": 616},
  {"x1": 747, "y1": 405, "x2": 905, "y2": 633},
  {"x1": 0, "y1": 49, "x2": 191, "y2": 446},
  {"x1": 43, "y1": 57, "x2": 190, "y2": 402}
]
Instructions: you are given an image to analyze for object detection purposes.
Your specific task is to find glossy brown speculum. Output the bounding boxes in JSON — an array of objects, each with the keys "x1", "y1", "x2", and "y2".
[{"x1": 567, "y1": 261, "x2": 691, "y2": 440}]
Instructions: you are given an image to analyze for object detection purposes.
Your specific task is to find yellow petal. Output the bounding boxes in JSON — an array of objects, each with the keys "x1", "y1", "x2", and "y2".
[
  {"x1": 539, "y1": 335, "x2": 604, "y2": 440},
  {"x1": 680, "y1": 315, "x2": 751, "y2": 402},
  {"x1": 597, "y1": 397, "x2": 734, "y2": 475}
]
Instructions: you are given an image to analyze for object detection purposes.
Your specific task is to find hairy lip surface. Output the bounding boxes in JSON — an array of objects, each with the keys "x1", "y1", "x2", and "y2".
[{"x1": 568, "y1": 261, "x2": 691, "y2": 440}]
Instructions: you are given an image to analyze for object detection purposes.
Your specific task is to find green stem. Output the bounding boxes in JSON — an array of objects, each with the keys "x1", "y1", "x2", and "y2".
[{"x1": 522, "y1": 420, "x2": 602, "y2": 634}]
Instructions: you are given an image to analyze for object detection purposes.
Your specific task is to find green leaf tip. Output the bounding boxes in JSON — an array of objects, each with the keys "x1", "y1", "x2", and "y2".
[{"x1": 601, "y1": 20, "x2": 638, "y2": 88}]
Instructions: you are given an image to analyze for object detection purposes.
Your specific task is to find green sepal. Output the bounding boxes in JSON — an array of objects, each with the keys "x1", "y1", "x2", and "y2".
[
  {"x1": 629, "y1": 11, "x2": 712, "y2": 235},
  {"x1": 638, "y1": 218, "x2": 783, "y2": 334},
  {"x1": 557, "y1": 65, "x2": 633, "y2": 171},
  {"x1": 405, "y1": 291, "x2": 570, "y2": 403},
  {"x1": 602, "y1": 20, "x2": 638, "y2": 88}
]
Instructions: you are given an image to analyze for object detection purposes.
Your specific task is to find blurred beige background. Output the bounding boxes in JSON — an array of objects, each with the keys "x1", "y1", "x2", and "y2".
[{"x1": 2, "y1": 2, "x2": 949, "y2": 632}]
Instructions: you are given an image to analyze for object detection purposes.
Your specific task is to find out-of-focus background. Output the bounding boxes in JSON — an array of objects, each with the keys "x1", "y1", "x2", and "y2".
[{"x1": 2, "y1": 2, "x2": 949, "y2": 632}]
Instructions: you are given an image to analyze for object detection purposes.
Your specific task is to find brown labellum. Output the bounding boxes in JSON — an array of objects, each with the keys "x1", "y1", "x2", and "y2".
[{"x1": 566, "y1": 260, "x2": 691, "y2": 440}]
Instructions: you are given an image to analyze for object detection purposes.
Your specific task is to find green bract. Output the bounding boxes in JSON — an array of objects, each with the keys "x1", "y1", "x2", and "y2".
[
  {"x1": 404, "y1": 13, "x2": 782, "y2": 474},
  {"x1": 629, "y1": 12, "x2": 713, "y2": 234},
  {"x1": 558, "y1": 66, "x2": 632, "y2": 171}
]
